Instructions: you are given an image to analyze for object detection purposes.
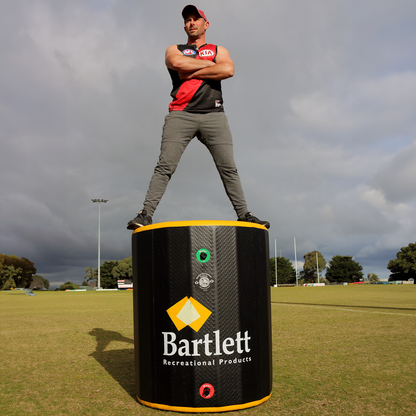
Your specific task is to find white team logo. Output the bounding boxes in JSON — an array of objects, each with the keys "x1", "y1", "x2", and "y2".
[{"x1": 199, "y1": 50, "x2": 214, "y2": 57}]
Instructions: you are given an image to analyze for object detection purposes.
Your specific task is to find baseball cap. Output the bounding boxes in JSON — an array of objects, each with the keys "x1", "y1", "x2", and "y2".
[{"x1": 182, "y1": 5, "x2": 207, "y2": 22}]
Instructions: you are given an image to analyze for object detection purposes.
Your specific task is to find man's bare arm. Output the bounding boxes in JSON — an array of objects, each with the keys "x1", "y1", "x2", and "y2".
[
  {"x1": 165, "y1": 45, "x2": 215, "y2": 72},
  {"x1": 178, "y1": 46, "x2": 234, "y2": 81}
]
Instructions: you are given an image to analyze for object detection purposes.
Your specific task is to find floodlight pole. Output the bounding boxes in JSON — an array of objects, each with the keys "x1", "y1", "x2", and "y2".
[
  {"x1": 274, "y1": 239, "x2": 278, "y2": 287},
  {"x1": 316, "y1": 252, "x2": 320, "y2": 283},
  {"x1": 92, "y1": 199, "x2": 108, "y2": 289},
  {"x1": 294, "y1": 237, "x2": 298, "y2": 287}
]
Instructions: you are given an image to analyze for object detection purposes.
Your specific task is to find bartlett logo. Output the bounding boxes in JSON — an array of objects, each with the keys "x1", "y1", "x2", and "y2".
[{"x1": 167, "y1": 297, "x2": 211, "y2": 332}]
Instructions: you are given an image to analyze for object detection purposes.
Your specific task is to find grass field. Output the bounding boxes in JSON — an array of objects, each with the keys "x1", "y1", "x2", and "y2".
[{"x1": 1, "y1": 285, "x2": 415, "y2": 415}]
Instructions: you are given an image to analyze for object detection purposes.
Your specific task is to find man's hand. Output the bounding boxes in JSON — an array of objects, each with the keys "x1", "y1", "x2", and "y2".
[
  {"x1": 165, "y1": 45, "x2": 214, "y2": 72},
  {"x1": 179, "y1": 46, "x2": 234, "y2": 81},
  {"x1": 165, "y1": 45, "x2": 234, "y2": 81}
]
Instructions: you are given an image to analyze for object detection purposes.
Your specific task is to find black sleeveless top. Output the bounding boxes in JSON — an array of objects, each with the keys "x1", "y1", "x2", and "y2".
[{"x1": 168, "y1": 44, "x2": 224, "y2": 113}]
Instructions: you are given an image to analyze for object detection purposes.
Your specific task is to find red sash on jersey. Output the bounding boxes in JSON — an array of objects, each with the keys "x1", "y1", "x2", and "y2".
[{"x1": 169, "y1": 44, "x2": 218, "y2": 112}]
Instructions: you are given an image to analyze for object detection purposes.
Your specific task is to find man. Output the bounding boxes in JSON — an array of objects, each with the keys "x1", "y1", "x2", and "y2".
[{"x1": 127, "y1": 5, "x2": 269, "y2": 230}]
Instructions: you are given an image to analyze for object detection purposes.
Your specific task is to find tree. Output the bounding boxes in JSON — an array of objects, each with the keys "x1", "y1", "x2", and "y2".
[
  {"x1": 1, "y1": 265, "x2": 22, "y2": 289},
  {"x1": 84, "y1": 266, "x2": 97, "y2": 284},
  {"x1": 112, "y1": 257, "x2": 132, "y2": 281},
  {"x1": 367, "y1": 273, "x2": 380, "y2": 283},
  {"x1": 59, "y1": 281, "x2": 79, "y2": 290},
  {"x1": 387, "y1": 242, "x2": 416, "y2": 281},
  {"x1": 99, "y1": 260, "x2": 119, "y2": 288},
  {"x1": 302, "y1": 251, "x2": 326, "y2": 283},
  {"x1": 84, "y1": 257, "x2": 132, "y2": 288},
  {"x1": 0, "y1": 254, "x2": 36, "y2": 288},
  {"x1": 3, "y1": 277, "x2": 16, "y2": 290},
  {"x1": 30, "y1": 275, "x2": 50, "y2": 290},
  {"x1": 325, "y1": 255, "x2": 364, "y2": 283},
  {"x1": 269, "y1": 257, "x2": 296, "y2": 285},
  {"x1": 0, "y1": 256, "x2": 5, "y2": 288}
]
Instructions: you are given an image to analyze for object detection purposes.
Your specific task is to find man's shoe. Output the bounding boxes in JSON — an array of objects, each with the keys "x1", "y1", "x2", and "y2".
[
  {"x1": 238, "y1": 212, "x2": 270, "y2": 229},
  {"x1": 127, "y1": 210, "x2": 152, "y2": 230}
]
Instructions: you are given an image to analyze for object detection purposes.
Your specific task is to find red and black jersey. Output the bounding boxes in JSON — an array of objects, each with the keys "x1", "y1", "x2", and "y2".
[{"x1": 168, "y1": 44, "x2": 224, "y2": 113}]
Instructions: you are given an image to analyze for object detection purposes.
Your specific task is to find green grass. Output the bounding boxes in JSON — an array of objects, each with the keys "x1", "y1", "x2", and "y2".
[{"x1": 1, "y1": 286, "x2": 415, "y2": 415}]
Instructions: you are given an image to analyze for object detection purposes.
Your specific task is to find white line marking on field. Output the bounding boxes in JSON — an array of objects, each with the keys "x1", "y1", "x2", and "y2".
[{"x1": 275, "y1": 303, "x2": 416, "y2": 317}]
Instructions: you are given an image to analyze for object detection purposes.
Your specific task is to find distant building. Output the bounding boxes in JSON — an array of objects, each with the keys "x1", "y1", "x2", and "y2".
[
  {"x1": 117, "y1": 279, "x2": 133, "y2": 289},
  {"x1": 79, "y1": 286, "x2": 94, "y2": 291}
]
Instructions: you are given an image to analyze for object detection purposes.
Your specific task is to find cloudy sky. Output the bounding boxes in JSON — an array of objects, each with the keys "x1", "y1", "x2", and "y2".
[{"x1": 1, "y1": 0, "x2": 416, "y2": 288}]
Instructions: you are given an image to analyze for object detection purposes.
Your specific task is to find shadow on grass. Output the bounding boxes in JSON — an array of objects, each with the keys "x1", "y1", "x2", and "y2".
[
  {"x1": 89, "y1": 328, "x2": 136, "y2": 399},
  {"x1": 89, "y1": 328, "x2": 134, "y2": 352},
  {"x1": 272, "y1": 301, "x2": 416, "y2": 311}
]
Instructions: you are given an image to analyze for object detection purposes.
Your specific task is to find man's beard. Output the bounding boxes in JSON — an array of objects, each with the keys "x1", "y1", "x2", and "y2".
[{"x1": 186, "y1": 27, "x2": 204, "y2": 38}]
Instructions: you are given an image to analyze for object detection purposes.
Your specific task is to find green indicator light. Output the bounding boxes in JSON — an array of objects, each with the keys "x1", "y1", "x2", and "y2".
[{"x1": 196, "y1": 249, "x2": 211, "y2": 263}]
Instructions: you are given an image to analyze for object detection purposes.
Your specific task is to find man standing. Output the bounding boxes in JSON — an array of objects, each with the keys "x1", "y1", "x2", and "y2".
[{"x1": 127, "y1": 5, "x2": 269, "y2": 230}]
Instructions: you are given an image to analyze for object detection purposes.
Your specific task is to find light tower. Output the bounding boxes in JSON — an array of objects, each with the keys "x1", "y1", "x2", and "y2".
[{"x1": 91, "y1": 199, "x2": 108, "y2": 289}]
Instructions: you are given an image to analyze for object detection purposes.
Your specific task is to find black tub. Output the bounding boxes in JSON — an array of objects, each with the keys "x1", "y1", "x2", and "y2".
[{"x1": 132, "y1": 220, "x2": 272, "y2": 413}]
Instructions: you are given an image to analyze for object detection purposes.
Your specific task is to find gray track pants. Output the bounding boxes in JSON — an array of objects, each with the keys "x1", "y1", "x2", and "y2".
[{"x1": 143, "y1": 111, "x2": 248, "y2": 218}]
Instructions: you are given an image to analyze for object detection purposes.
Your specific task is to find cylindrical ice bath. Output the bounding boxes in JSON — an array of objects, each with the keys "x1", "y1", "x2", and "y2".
[{"x1": 132, "y1": 220, "x2": 272, "y2": 413}]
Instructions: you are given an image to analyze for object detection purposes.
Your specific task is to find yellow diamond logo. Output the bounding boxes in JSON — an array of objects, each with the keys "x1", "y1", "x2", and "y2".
[{"x1": 167, "y1": 297, "x2": 212, "y2": 332}]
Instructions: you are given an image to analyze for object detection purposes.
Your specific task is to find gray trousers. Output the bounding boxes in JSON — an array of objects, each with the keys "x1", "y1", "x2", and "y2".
[{"x1": 143, "y1": 111, "x2": 248, "y2": 218}]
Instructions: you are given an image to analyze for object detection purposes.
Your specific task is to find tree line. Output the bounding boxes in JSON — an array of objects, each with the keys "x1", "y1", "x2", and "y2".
[
  {"x1": 0, "y1": 253, "x2": 49, "y2": 290},
  {"x1": 387, "y1": 242, "x2": 416, "y2": 281},
  {"x1": 270, "y1": 240, "x2": 416, "y2": 285},
  {"x1": 269, "y1": 251, "x2": 367, "y2": 286},
  {"x1": 58, "y1": 257, "x2": 133, "y2": 290}
]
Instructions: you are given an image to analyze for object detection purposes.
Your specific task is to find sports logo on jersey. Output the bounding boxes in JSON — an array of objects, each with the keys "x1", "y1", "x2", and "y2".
[
  {"x1": 183, "y1": 49, "x2": 196, "y2": 56},
  {"x1": 199, "y1": 50, "x2": 214, "y2": 57}
]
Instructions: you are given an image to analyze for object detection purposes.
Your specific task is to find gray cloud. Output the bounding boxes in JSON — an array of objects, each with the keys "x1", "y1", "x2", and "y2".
[
  {"x1": 1, "y1": 0, "x2": 416, "y2": 287},
  {"x1": 369, "y1": 140, "x2": 416, "y2": 203}
]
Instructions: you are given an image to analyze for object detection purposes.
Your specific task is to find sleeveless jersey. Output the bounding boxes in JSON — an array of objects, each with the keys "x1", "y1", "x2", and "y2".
[{"x1": 168, "y1": 44, "x2": 224, "y2": 113}]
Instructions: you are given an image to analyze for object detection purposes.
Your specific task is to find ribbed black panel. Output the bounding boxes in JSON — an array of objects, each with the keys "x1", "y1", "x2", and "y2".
[
  {"x1": 189, "y1": 226, "x2": 219, "y2": 407},
  {"x1": 213, "y1": 226, "x2": 243, "y2": 405},
  {"x1": 132, "y1": 223, "x2": 271, "y2": 412}
]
